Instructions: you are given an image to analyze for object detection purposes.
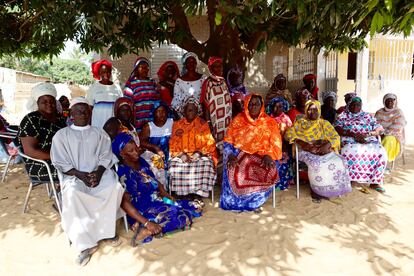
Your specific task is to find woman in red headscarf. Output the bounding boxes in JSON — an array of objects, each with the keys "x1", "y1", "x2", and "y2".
[
  {"x1": 157, "y1": 61, "x2": 179, "y2": 107},
  {"x1": 86, "y1": 59, "x2": 123, "y2": 128},
  {"x1": 303, "y1": 74, "x2": 319, "y2": 100}
]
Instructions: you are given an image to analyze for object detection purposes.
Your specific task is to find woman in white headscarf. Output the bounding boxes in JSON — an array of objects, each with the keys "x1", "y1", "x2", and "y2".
[
  {"x1": 375, "y1": 93, "x2": 407, "y2": 163},
  {"x1": 17, "y1": 82, "x2": 67, "y2": 181},
  {"x1": 171, "y1": 52, "x2": 207, "y2": 118}
]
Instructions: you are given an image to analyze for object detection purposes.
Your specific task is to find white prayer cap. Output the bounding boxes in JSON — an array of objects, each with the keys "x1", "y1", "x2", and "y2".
[
  {"x1": 69, "y1": 97, "x2": 89, "y2": 109},
  {"x1": 26, "y1": 82, "x2": 57, "y2": 111}
]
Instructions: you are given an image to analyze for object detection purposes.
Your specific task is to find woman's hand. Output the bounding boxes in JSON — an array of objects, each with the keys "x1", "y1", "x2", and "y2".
[
  {"x1": 155, "y1": 147, "x2": 165, "y2": 160},
  {"x1": 261, "y1": 155, "x2": 275, "y2": 170},
  {"x1": 180, "y1": 153, "x2": 190, "y2": 163},
  {"x1": 227, "y1": 154, "x2": 238, "y2": 169},
  {"x1": 145, "y1": 221, "x2": 162, "y2": 235},
  {"x1": 316, "y1": 141, "x2": 332, "y2": 155}
]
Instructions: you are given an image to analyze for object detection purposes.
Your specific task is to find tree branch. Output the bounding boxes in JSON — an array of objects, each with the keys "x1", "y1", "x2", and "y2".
[
  {"x1": 206, "y1": 0, "x2": 217, "y2": 39},
  {"x1": 169, "y1": 3, "x2": 204, "y2": 58}
]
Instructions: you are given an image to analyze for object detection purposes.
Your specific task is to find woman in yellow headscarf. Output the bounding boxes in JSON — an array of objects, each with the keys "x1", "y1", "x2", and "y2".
[
  {"x1": 285, "y1": 99, "x2": 351, "y2": 202},
  {"x1": 220, "y1": 94, "x2": 283, "y2": 212}
]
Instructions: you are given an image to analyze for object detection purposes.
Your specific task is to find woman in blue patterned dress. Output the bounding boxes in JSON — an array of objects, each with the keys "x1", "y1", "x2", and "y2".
[{"x1": 112, "y1": 132, "x2": 202, "y2": 245}]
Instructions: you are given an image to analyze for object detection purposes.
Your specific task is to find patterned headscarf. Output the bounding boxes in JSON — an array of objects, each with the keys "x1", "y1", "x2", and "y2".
[
  {"x1": 304, "y1": 99, "x2": 321, "y2": 119},
  {"x1": 266, "y1": 97, "x2": 290, "y2": 115},
  {"x1": 114, "y1": 97, "x2": 135, "y2": 125},
  {"x1": 322, "y1": 91, "x2": 337, "y2": 105},
  {"x1": 181, "y1": 96, "x2": 201, "y2": 116},
  {"x1": 181, "y1": 52, "x2": 199, "y2": 75},
  {"x1": 127, "y1": 57, "x2": 150, "y2": 80},
  {"x1": 295, "y1": 88, "x2": 311, "y2": 104},
  {"x1": 157, "y1": 61, "x2": 179, "y2": 82},
  {"x1": 91, "y1": 59, "x2": 112, "y2": 80},
  {"x1": 111, "y1": 132, "x2": 134, "y2": 159}
]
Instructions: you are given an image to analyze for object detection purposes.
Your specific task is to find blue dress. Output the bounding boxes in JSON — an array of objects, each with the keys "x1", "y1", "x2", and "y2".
[
  {"x1": 220, "y1": 142, "x2": 283, "y2": 211},
  {"x1": 117, "y1": 158, "x2": 201, "y2": 241}
]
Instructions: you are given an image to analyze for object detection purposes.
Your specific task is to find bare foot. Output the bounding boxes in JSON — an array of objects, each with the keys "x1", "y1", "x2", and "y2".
[{"x1": 131, "y1": 227, "x2": 152, "y2": 247}]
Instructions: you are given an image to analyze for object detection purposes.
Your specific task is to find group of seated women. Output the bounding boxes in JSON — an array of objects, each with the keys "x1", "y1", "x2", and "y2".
[{"x1": 14, "y1": 54, "x2": 406, "y2": 260}]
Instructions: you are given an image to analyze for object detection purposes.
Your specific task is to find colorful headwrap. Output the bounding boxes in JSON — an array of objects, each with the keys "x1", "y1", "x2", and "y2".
[
  {"x1": 322, "y1": 91, "x2": 337, "y2": 105},
  {"x1": 303, "y1": 74, "x2": 316, "y2": 83},
  {"x1": 152, "y1": 100, "x2": 172, "y2": 118},
  {"x1": 304, "y1": 99, "x2": 321, "y2": 119},
  {"x1": 383, "y1": 93, "x2": 397, "y2": 110},
  {"x1": 114, "y1": 97, "x2": 135, "y2": 124},
  {"x1": 180, "y1": 96, "x2": 201, "y2": 116},
  {"x1": 111, "y1": 132, "x2": 134, "y2": 159},
  {"x1": 91, "y1": 59, "x2": 112, "y2": 80},
  {"x1": 303, "y1": 74, "x2": 318, "y2": 99},
  {"x1": 127, "y1": 57, "x2": 150, "y2": 80},
  {"x1": 295, "y1": 88, "x2": 311, "y2": 100},
  {"x1": 181, "y1": 52, "x2": 199, "y2": 75},
  {"x1": 157, "y1": 61, "x2": 179, "y2": 82},
  {"x1": 266, "y1": 97, "x2": 290, "y2": 115},
  {"x1": 349, "y1": 96, "x2": 362, "y2": 104},
  {"x1": 208, "y1": 56, "x2": 222, "y2": 71},
  {"x1": 344, "y1": 92, "x2": 357, "y2": 103}
]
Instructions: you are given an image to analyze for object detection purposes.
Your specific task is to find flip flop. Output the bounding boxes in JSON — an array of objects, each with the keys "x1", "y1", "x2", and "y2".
[
  {"x1": 372, "y1": 186, "x2": 386, "y2": 194},
  {"x1": 312, "y1": 197, "x2": 321, "y2": 204},
  {"x1": 76, "y1": 246, "x2": 98, "y2": 266},
  {"x1": 107, "y1": 235, "x2": 122, "y2": 247}
]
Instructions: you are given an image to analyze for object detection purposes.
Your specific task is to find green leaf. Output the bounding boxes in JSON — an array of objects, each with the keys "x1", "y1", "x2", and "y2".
[
  {"x1": 383, "y1": 0, "x2": 392, "y2": 11},
  {"x1": 368, "y1": 0, "x2": 379, "y2": 12},
  {"x1": 215, "y1": 11, "x2": 222, "y2": 25},
  {"x1": 399, "y1": 13, "x2": 412, "y2": 29},
  {"x1": 370, "y1": 12, "x2": 379, "y2": 36}
]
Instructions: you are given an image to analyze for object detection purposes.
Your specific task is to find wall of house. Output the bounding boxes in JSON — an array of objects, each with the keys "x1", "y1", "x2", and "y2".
[{"x1": 336, "y1": 52, "x2": 356, "y2": 107}]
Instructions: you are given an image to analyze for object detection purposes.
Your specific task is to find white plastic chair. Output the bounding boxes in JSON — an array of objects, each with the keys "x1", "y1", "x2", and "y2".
[{"x1": 292, "y1": 143, "x2": 302, "y2": 199}]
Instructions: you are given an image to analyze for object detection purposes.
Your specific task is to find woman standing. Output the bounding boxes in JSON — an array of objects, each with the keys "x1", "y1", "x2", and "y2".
[
  {"x1": 86, "y1": 59, "x2": 122, "y2": 128},
  {"x1": 171, "y1": 52, "x2": 206, "y2": 118},
  {"x1": 375, "y1": 93, "x2": 406, "y2": 164},
  {"x1": 285, "y1": 100, "x2": 352, "y2": 202},
  {"x1": 124, "y1": 57, "x2": 160, "y2": 131},
  {"x1": 200, "y1": 56, "x2": 232, "y2": 150},
  {"x1": 157, "y1": 61, "x2": 180, "y2": 107},
  {"x1": 226, "y1": 67, "x2": 248, "y2": 118},
  {"x1": 335, "y1": 96, "x2": 387, "y2": 193}
]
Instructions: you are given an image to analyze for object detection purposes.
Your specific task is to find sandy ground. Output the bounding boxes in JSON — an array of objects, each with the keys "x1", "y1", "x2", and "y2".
[{"x1": 0, "y1": 143, "x2": 413, "y2": 276}]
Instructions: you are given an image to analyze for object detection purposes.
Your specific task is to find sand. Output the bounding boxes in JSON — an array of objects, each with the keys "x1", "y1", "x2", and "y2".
[{"x1": 0, "y1": 148, "x2": 413, "y2": 275}]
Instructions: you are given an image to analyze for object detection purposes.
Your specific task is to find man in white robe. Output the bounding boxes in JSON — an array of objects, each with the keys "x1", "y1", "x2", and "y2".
[{"x1": 51, "y1": 97, "x2": 124, "y2": 265}]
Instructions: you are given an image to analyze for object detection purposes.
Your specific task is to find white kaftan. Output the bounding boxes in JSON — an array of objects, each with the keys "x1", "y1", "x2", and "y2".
[{"x1": 51, "y1": 125, "x2": 124, "y2": 252}]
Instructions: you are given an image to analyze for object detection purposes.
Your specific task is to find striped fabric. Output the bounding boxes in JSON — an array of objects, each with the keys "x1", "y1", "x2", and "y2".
[{"x1": 123, "y1": 79, "x2": 160, "y2": 131}]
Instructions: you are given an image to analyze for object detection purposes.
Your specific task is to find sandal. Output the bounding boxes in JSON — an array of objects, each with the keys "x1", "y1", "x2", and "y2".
[
  {"x1": 107, "y1": 235, "x2": 122, "y2": 247},
  {"x1": 253, "y1": 207, "x2": 263, "y2": 213},
  {"x1": 358, "y1": 187, "x2": 371, "y2": 194},
  {"x1": 370, "y1": 185, "x2": 385, "y2": 194},
  {"x1": 76, "y1": 246, "x2": 98, "y2": 266},
  {"x1": 312, "y1": 197, "x2": 321, "y2": 204}
]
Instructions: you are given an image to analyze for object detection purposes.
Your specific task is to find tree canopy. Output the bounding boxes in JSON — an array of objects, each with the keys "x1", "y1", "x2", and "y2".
[{"x1": 1, "y1": 0, "x2": 413, "y2": 70}]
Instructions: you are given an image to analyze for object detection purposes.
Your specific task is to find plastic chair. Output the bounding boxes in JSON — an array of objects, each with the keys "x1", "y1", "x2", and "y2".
[
  {"x1": 0, "y1": 131, "x2": 18, "y2": 182},
  {"x1": 18, "y1": 148, "x2": 62, "y2": 217}
]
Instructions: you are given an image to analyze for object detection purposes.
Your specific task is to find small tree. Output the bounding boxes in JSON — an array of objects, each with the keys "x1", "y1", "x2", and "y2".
[{"x1": 0, "y1": 1, "x2": 413, "y2": 73}]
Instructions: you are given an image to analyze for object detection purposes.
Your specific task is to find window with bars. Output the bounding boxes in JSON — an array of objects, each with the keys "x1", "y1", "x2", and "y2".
[
  {"x1": 368, "y1": 39, "x2": 414, "y2": 80},
  {"x1": 288, "y1": 47, "x2": 315, "y2": 80}
]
